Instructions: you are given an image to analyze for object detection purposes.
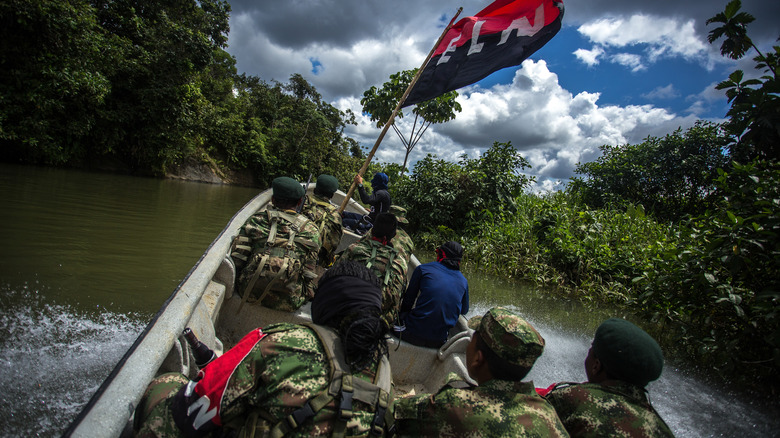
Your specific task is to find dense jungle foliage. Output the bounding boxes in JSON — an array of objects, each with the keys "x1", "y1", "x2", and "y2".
[
  {"x1": 1, "y1": 0, "x2": 777, "y2": 391},
  {"x1": 0, "y1": 0, "x2": 365, "y2": 186},
  {"x1": 388, "y1": 0, "x2": 779, "y2": 391}
]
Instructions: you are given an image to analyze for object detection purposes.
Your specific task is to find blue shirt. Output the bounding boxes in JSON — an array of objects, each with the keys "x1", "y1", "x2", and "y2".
[{"x1": 400, "y1": 261, "x2": 469, "y2": 344}]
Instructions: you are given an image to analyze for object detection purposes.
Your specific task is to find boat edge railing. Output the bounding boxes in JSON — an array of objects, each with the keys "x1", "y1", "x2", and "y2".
[{"x1": 61, "y1": 190, "x2": 270, "y2": 438}]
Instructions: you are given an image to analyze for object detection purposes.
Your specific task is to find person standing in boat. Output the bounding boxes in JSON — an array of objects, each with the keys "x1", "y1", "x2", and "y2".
[
  {"x1": 543, "y1": 318, "x2": 674, "y2": 437},
  {"x1": 393, "y1": 307, "x2": 569, "y2": 437},
  {"x1": 342, "y1": 172, "x2": 391, "y2": 234},
  {"x1": 133, "y1": 261, "x2": 395, "y2": 437},
  {"x1": 395, "y1": 241, "x2": 468, "y2": 349},
  {"x1": 230, "y1": 176, "x2": 321, "y2": 312},
  {"x1": 302, "y1": 174, "x2": 343, "y2": 269},
  {"x1": 338, "y1": 213, "x2": 408, "y2": 328}
]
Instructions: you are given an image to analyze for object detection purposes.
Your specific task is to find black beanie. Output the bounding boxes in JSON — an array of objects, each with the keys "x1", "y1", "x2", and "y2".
[
  {"x1": 439, "y1": 241, "x2": 463, "y2": 261},
  {"x1": 371, "y1": 213, "x2": 397, "y2": 240}
]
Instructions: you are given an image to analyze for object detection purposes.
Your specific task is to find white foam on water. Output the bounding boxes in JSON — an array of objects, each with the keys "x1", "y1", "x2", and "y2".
[
  {"x1": 466, "y1": 304, "x2": 780, "y2": 438},
  {"x1": 0, "y1": 284, "x2": 146, "y2": 437}
]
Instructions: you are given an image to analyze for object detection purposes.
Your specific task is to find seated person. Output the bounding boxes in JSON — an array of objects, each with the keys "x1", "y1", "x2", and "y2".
[
  {"x1": 544, "y1": 318, "x2": 674, "y2": 437},
  {"x1": 302, "y1": 174, "x2": 343, "y2": 268},
  {"x1": 393, "y1": 307, "x2": 569, "y2": 437},
  {"x1": 229, "y1": 176, "x2": 321, "y2": 311},
  {"x1": 133, "y1": 260, "x2": 394, "y2": 437},
  {"x1": 339, "y1": 213, "x2": 408, "y2": 328},
  {"x1": 395, "y1": 241, "x2": 468, "y2": 348}
]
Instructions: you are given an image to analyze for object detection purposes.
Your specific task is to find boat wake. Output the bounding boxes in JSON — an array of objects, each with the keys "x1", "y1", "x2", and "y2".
[{"x1": 0, "y1": 284, "x2": 146, "y2": 437}]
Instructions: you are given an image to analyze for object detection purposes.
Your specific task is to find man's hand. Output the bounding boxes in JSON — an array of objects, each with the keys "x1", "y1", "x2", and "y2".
[{"x1": 354, "y1": 174, "x2": 363, "y2": 186}]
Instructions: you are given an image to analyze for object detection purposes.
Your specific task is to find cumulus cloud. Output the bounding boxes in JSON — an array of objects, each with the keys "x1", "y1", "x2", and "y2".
[
  {"x1": 341, "y1": 60, "x2": 684, "y2": 186},
  {"x1": 573, "y1": 47, "x2": 604, "y2": 66},
  {"x1": 642, "y1": 84, "x2": 679, "y2": 100},
  {"x1": 223, "y1": 0, "x2": 776, "y2": 188},
  {"x1": 574, "y1": 14, "x2": 713, "y2": 72}
]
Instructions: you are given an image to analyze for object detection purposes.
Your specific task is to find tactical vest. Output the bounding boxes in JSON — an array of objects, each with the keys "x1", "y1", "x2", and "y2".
[
  {"x1": 231, "y1": 209, "x2": 318, "y2": 310},
  {"x1": 305, "y1": 196, "x2": 335, "y2": 235},
  {"x1": 347, "y1": 239, "x2": 401, "y2": 290},
  {"x1": 232, "y1": 323, "x2": 394, "y2": 438},
  {"x1": 304, "y1": 196, "x2": 341, "y2": 267}
]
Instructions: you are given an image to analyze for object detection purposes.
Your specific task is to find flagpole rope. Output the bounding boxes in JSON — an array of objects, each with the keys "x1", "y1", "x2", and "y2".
[{"x1": 339, "y1": 7, "x2": 464, "y2": 214}]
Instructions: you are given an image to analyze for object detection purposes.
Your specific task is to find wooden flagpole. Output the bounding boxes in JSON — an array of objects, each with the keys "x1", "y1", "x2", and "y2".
[{"x1": 339, "y1": 7, "x2": 464, "y2": 214}]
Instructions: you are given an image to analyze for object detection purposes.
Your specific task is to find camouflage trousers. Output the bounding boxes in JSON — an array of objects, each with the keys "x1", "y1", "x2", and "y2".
[{"x1": 134, "y1": 372, "x2": 189, "y2": 438}]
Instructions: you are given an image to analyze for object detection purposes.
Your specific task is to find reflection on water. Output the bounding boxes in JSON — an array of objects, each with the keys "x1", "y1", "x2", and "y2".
[
  {"x1": 0, "y1": 164, "x2": 777, "y2": 437},
  {"x1": 0, "y1": 163, "x2": 258, "y2": 314}
]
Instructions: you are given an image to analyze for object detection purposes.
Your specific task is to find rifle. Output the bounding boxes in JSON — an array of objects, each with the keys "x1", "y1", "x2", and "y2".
[{"x1": 297, "y1": 173, "x2": 313, "y2": 213}]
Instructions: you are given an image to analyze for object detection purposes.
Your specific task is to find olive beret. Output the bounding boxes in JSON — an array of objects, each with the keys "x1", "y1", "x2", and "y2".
[
  {"x1": 272, "y1": 176, "x2": 304, "y2": 200},
  {"x1": 592, "y1": 318, "x2": 664, "y2": 387},
  {"x1": 478, "y1": 307, "x2": 545, "y2": 368},
  {"x1": 389, "y1": 205, "x2": 409, "y2": 224},
  {"x1": 315, "y1": 174, "x2": 339, "y2": 196}
]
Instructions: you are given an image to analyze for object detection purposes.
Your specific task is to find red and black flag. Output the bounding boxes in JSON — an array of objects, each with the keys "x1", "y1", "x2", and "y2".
[{"x1": 403, "y1": 0, "x2": 564, "y2": 107}]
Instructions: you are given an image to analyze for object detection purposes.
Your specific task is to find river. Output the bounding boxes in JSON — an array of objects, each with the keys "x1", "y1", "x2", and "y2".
[{"x1": 0, "y1": 163, "x2": 777, "y2": 437}]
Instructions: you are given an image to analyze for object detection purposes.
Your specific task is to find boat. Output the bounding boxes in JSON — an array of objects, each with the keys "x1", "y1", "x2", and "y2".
[{"x1": 63, "y1": 186, "x2": 473, "y2": 437}]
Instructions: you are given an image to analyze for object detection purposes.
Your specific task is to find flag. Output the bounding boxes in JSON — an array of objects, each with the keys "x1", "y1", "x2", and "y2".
[{"x1": 402, "y1": 0, "x2": 564, "y2": 107}]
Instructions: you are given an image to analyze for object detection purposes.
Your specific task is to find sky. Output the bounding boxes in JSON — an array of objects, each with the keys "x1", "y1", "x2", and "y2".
[{"x1": 223, "y1": 0, "x2": 779, "y2": 191}]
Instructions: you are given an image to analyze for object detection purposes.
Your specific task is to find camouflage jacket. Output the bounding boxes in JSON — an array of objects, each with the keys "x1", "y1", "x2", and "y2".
[
  {"x1": 394, "y1": 373, "x2": 570, "y2": 437},
  {"x1": 231, "y1": 205, "x2": 321, "y2": 311},
  {"x1": 546, "y1": 380, "x2": 674, "y2": 438},
  {"x1": 392, "y1": 229, "x2": 414, "y2": 266},
  {"x1": 338, "y1": 238, "x2": 408, "y2": 326},
  {"x1": 135, "y1": 324, "x2": 393, "y2": 438},
  {"x1": 303, "y1": 193, "x2": 343, "y2": 268}
]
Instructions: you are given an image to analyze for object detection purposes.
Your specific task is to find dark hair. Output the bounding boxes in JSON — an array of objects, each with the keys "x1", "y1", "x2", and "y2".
[
  {"x1": 319, "y1": 259, "x2": 381, "y2": 289},
  {"x1": 338, "y1": 309, "x2": 390, "y2": 371},
  {"x1": 474, "y1": 332, "x2": 531, "y2": 381},
  {"x1": 314, "y1": 261, "x2": 388, "y2": 370}
]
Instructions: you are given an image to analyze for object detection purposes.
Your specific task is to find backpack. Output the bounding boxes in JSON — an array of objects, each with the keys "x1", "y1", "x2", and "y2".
[
  {"x1": 303, "y1": 195, "x2": 342, "y2": 267},
  {"x1": 231, "y1": 209, "x2": 319, "y2": 312},
  {"x1": 341, "y1": 239, "x2": 408, "y2": 325},
  {"x1": 233, "y1": 323, "x2": 394, "y2": 438}
]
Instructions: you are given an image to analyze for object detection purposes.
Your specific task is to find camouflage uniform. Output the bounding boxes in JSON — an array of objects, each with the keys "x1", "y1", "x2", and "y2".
[
  {"x1": 393, "y1": 307, "x2": 569, "y2": 437},
  {"x1": 338, "y1": 238, "x2": 408, "y2": 326},
  {"x1": 232, "y1": 205, "x2": 321, "y2": 311},
  {"x1": 135, "y1": 323, "x2": 392, "y2": 438},
  {"x1": 546, "y1": 381, "x2": 674, "y2": 437},
  {"x1": 388, "y1": 205, "x2": 414, "y2": 264},
  {"x1": 303, "y1": 192, "x2": 343, "y2": 268},
  {"x1": 394, "y1": 372, "x2": 569, "y2": 437}
]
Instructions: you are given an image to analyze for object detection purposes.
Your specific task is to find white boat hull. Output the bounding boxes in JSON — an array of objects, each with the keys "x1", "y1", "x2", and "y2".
[{"x1": 64, "y1": 187, "x2": 472, "y2": 437}]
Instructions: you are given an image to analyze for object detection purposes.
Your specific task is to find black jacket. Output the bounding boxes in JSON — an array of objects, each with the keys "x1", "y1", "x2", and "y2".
[{"x1": 357, "y1": 186, "x2": 391, "y2": 223}]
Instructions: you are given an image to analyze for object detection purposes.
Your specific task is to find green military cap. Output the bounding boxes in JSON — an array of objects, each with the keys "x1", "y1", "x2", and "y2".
[
  {"x1": 389, "y1": 205, "x2": 409, "y2": 224},
  {"x1": 272, "y1": 176, "x2": 304, "y2": 200},
  {"x1": 478, "y1": 307, "x2": 545, "y2": 368},
  {"x1": 592, "y1": 318, "x2": 664, "y2": 387},
  {"x1": 315, "y1": 174, "x2": 339, "y2": 196}
]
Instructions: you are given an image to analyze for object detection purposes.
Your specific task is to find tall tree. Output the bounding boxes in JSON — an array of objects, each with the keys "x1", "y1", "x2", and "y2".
[
  {"x1": 361, "y1": 69, "x2": 461, "y2": 173},
  {"x1": 0, "y1": 0, "x2": 114, "y2": 163},
  {"x1": 569, "y1": 122, "x2": 730, "y2": 222},
  {"x1": 707, "y1": 0, "x2": 774, "y2": 75},
  {"x1": 91, "y1": 0, "x2": 233, "y2": 172},
  {"x1": 707, "y1": 0, "x2": 779, "y2": 162}
]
